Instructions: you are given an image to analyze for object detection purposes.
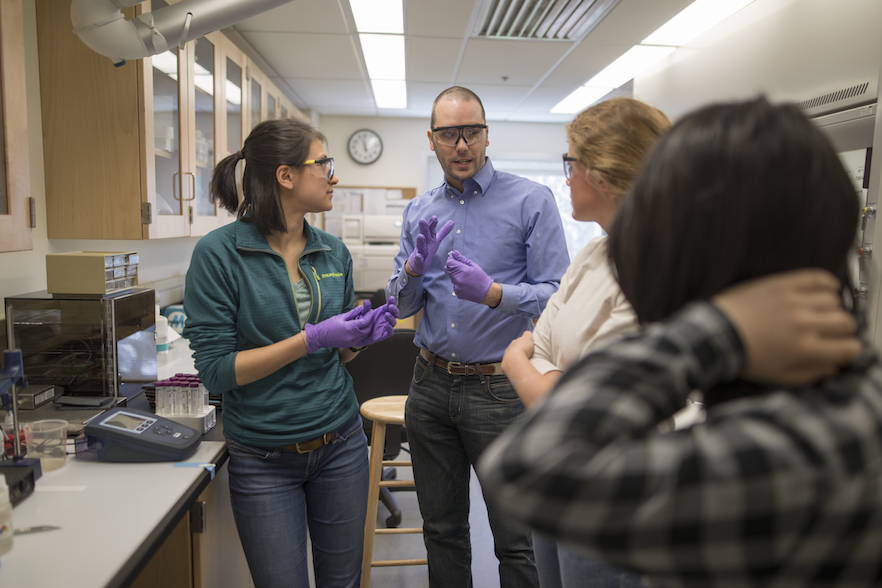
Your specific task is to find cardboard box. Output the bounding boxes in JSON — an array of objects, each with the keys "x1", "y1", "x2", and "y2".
[{"x1": 46, "y1": 251, "x2": 139, "y2": 295}]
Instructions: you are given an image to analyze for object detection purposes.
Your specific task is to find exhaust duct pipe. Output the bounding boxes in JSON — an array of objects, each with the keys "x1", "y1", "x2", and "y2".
[{"x1": 71, "y1": 0, "x2": 295, "y2": 66}]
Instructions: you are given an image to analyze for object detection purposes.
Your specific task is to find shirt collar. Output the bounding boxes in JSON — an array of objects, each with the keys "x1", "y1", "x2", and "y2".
[{"x1": 445, "y1": 157, "x2": 496, "y2": 197}]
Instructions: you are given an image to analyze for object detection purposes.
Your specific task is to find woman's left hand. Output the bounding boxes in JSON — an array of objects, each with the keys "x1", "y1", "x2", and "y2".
[{"x1": 354, "y1": 297, "x2": 400, "y2": 347}]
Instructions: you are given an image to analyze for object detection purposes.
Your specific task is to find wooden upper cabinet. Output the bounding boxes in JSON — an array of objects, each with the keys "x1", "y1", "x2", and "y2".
[
  {"x1": 36, "y1": 0, "x2": 228, "y2": 239},
  {"x1": 0, "y1": 0, "x2": 32, "y2": 253}
]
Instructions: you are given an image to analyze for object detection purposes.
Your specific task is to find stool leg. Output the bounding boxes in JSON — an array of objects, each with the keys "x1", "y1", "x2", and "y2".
[{"x1": 361, "y1": 419, "x2": 387, "y2": 588}]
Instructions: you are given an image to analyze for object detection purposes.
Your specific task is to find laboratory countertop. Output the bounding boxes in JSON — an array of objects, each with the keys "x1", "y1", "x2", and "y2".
[
  {"x1": 0, "y1": 335, "x2": 227, "y2": 586},
  {"x1": 0, "y1": 440, "x2": 228, "y2": 587}
]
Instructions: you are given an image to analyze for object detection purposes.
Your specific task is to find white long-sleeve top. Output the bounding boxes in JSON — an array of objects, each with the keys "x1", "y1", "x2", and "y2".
[{"x1": 530, "y1": 235, "x2": 638, "y2": 376}]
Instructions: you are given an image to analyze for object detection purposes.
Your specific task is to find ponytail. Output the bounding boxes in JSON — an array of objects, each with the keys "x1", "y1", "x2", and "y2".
[{"x1": 209, "y1": 153, "x2": 243, "y2": 214}]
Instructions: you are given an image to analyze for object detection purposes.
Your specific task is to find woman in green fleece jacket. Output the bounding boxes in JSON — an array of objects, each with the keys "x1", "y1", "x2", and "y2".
[{"x1": 183, "y1": 118, "x2": 398, "y2": 588}]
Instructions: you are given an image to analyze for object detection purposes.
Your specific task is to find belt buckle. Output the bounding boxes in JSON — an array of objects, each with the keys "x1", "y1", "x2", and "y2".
[{"x1": 447, "y1": 361, "x2": 462, "y2": 375}]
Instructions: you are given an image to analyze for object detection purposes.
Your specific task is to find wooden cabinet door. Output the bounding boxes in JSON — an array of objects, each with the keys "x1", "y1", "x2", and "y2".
[
  {"x1": 187, "y1": 31, "x2": 225, "y2": 237},
  {"x1": 218, "y1": 37, "x2": 248, "y2": 226},
  {"x1": 0, "y1": 0, "x2": 31, "y2": 252},
  {"x1": 145, "y1": 0, "x2": 189, "y2": 239}
]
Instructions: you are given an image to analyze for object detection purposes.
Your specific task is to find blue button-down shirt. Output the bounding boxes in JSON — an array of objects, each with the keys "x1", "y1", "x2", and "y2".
[{"x1": 386, "y1": 158, "x2": 570, "y2": 364}]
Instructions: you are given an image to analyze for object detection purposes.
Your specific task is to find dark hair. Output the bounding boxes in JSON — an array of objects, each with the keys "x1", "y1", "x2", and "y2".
[
  {"x1": 609, "y1": 97, "x2": 859, "y2": 324},
  {"x1": 431, "y1": 86, "x2": 486, "y2": 128},
  {"x1": 210, "y1": 118, "x2": 326, "y2": 235},
  {"x1": 567, "y1": 97, "x2": 671, "y2": 200}
]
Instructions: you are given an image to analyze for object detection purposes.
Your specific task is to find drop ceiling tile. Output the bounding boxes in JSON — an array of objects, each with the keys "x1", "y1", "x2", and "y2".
[
  {"x1": 514, "y1": 82, "x2": 633, "y2": 116},
  {"x1": 533, "y1": 0, "x2": 697, "y2": 89},
  {"x1": 541, "y1": 41, "x2": 636, "y2": 87},
  {"x1": 409, "y1": 37, "x2": 463, "y2": 83},
  {"x1": 455, "y1": 38, "x2": 572, "y2": 86},
  {"x1": 285, "y1": 79, "x2": 374, "y2": 111},
  {"x1": 235, "y1": 1, "x2": 350, "y2": 35},
  {"x1": 410, "y1": 81, "x2": 458, "y2": 112},
  {"x1": 407, "y1": 0, "x2": 477, "y2": 37},
  {"x1": 516, "y1": 85, "x2": 582, "y2": 112},
  {"x1": 240, "y1": 32, "x2": 363, "y2": 80},
  {"x1": 444, "y1": 84, "x2": 537, "y2": 119},
  {"x1": 505, "y1": 112, "x2": 576, "y2": 123},
  {"x1": 582, "y1": 0, "x2": 696, "y2": 45}
]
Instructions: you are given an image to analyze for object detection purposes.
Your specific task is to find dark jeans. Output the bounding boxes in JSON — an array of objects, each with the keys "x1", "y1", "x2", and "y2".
[
  {"x1": 405, "y1": 354, "x2": 539, "y2": 588},
  {"x1": 534, "y1": 533, "x2": 644, "y2": 588},
  {"x1": 226, "y1": 412, "x2": 369, "y2": 588}
]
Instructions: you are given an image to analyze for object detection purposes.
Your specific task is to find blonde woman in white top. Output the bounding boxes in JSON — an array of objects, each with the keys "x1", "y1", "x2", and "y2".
[{"x1": 501, "y1": 97, "x2": 670, "y2": 588}]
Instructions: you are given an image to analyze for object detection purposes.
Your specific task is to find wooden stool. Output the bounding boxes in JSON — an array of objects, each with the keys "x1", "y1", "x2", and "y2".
[{"x1": 360, "y1": 395, "x2": 427, "y2": 588}]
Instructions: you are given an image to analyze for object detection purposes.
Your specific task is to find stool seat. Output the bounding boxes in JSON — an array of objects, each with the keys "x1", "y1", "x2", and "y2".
[
  {"x1": 360, "y1": 395, "x2": 407, "y2": 425},
  {"x1": 360, "y1": 394, "x2": 426, "y2": 587}
]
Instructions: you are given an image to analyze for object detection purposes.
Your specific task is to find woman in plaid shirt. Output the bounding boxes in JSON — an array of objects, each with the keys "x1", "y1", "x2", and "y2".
[{"x1": 480, "y1": 97, "x2": 872, "y2": 587}]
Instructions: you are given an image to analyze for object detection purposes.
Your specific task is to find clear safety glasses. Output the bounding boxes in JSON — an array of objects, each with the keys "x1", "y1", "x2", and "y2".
[
  {"x1": 303, "y1": 156, "x2": 335, "y2": 180},
  {"x1": 431, "y1": 124, "x2": 487, "y2": 147},
  {"x1": 563, "y1": 154, "x2": 578, "y2": 180}
]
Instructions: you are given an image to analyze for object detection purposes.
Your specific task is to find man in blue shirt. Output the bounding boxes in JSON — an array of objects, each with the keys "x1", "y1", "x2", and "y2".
[{"x1": 386, "y1": 86, "x2": 570, "y2": 588}]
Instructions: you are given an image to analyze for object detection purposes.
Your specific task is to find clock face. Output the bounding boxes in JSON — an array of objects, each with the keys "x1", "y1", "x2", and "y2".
[{"x1": 348, "y1": 129, "x2": 383, "y2": 165}]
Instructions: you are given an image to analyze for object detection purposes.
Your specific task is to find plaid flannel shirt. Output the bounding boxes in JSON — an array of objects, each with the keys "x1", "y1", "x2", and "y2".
[{"x1": 479, "y1": 302, "x2": 882, "y2": 587}]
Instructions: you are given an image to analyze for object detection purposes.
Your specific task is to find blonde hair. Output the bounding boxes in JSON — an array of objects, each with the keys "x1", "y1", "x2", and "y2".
[{"x1": 566, "y1": 97, "x2": 671, "y2": 199}]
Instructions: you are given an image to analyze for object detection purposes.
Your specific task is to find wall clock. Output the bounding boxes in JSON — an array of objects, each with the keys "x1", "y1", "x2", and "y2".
[{"x1": 348, "y1": 129, "x2": 383, "y2": 165}]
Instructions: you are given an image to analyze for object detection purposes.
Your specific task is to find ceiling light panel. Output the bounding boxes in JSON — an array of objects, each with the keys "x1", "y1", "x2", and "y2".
[
  {"x1": 587, "y1": 45, "x2": 676, "y2": 89},
  {"x1": 359, "y1": 34, "x2": 406, "y2": 80},
  {"x1": 371, "y1": 80, "x2": 407, "y2": 109},
  {"x1": 550, "y1": 86, "x2": 612, "y2": 114},
  {"x1": 350, "y1": 0, "x2": 404, "y2": 33},
  {"x1": 642, "y1": 0, "x2": 755, "y2": 46}
]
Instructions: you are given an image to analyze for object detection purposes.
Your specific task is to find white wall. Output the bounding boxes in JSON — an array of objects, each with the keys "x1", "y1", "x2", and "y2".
[
  {"x1": 319, "y1": 115, "x2": 568, "y2": 196},
  {"x1": 0, "y1": 1, "x2": 201, "y2": 325},
  {"x1": 634, "y1": 0, "x2": 882, "y2": 121}
]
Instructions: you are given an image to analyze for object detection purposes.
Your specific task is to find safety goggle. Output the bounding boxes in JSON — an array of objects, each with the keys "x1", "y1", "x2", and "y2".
[
  {"x1": 431, "y1": 124, "x2": 487, "y2": 147},
  {"x1": 303, "y1": 157, "x2": 335, "y2": 180}
]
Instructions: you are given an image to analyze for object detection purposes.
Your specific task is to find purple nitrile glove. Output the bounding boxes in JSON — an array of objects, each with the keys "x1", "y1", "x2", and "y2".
[
  {"x1": 407, "y1": 216, "x2": 455, "y2": 275},
  {"x1": 352, "y1": 297, "x2": 400, "y2": 347},
  {"x1": 303, "y1": 301, "x2": 373, "y2": 354},
  {"x1": 443, "y1": 250, "x2": 494, "y2": 303}
]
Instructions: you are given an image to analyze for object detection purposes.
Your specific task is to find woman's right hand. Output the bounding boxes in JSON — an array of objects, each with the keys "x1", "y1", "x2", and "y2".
[
  {"x1": 303, "y1": 303, "x2": 374, "y2": 354},
  {"x1": 353, "y1": 297, "x2": 400, "y2": 347},
  {"x1": 711, "y1": 269, "x2": 863, "y2": 386},
  {"x1": 303, "y1": 297, "x2": 401, "y2": 354},
  {"x1": 502, "y1": 330, "x2": 536, "y2": 374}
]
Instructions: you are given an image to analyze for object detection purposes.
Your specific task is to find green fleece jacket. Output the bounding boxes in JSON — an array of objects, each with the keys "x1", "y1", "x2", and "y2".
[{"x1": 183, "y1": 218, "x2": 358, "y2": 447}]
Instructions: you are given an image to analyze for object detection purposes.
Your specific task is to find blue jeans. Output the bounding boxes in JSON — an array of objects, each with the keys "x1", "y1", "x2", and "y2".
[
  {"x1": 226, "y1": 411, "x2": 369, "y2": 588},
  {"x1": 405, "y1": 355, "x2": 539, "y2": 588},
  {"x1": 534, "y1": 534, "x2": 644, "y2": 588}
]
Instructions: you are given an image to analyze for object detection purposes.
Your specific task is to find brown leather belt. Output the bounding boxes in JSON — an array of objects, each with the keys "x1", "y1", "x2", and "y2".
[
  {"x1": 420, "y1": 348, "x2": 504, "y2": 376},
  {"x1": 280, "y1": 431, "x2": 339, "y2": 454}
]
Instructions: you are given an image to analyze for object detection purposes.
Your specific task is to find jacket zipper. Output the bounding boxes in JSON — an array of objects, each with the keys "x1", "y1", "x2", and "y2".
[{"x1": 309, "y1": 265, "x2": 322, "y2": 319}]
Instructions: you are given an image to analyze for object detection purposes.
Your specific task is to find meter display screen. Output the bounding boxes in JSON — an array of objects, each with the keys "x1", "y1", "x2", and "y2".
[{"x1": 105, "y1": 413, "x2": 150, "y2": 431}]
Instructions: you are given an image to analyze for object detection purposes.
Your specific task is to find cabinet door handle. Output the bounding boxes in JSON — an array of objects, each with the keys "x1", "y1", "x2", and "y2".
[
  {"x1": 185, "y1": 172, "x2": 196, "y2": 201},
  {"x1": 190, "y1": 500, "x2": 207, "y2": 534},
  {"x1": 173, "y1": 171, "x2": 182, "y2": 202}
]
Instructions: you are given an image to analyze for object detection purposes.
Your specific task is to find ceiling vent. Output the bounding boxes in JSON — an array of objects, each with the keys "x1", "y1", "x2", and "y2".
[
  {"x1": 473, "y1": 0, "x2": 621, "y2": 41},
  {"x1": 796, "y1": 82, "x2": 871, "y2": 116}
]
